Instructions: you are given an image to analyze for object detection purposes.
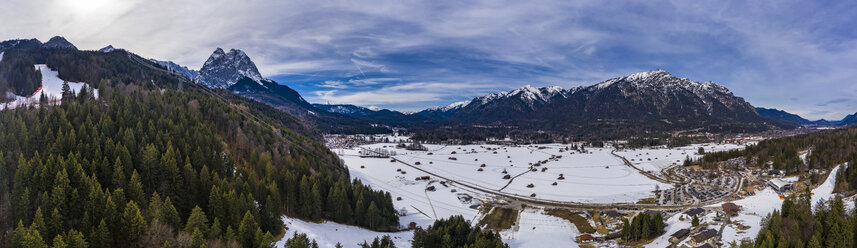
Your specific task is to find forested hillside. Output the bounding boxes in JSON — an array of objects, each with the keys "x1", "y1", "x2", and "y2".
[
  {"x1": 701, "y1": 127, "x2": 857, "y2": 194},
  {"x1": 0, "y1": 48, "x2": 399, "y2": 247},
  {"x1": 737, "y1": 194, "x2": 856, "y2": 247}
]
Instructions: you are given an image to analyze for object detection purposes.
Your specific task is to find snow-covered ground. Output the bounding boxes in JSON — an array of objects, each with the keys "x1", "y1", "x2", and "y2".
[
  {"x1": 280, "y1": 139, "x2": 827, "y2": 247},
  {"x1": 340, "y1": 145, "x2": 484, "y2": 228},
  {"x1": 1, "y1": 64, "x2": 97, "y2": 110},
  {"x1": 0, "y1": 51, "x2": 4, "y2": 63},
  {"x1": 501, "y1": 208, "x2": 579, "y2": 248},
  {"x1": 274, "y1": 217, "x2": 414, "y2": 248},
  {"x1": 645, "y1": 212, "x2": 693, "y2": 247},
  {"x1": 362, "y1": 143, "x2": 672, "y2": 204},
  {"x1": 716, "y1": 163, "x2": 844, "y2": 245},
  {"x1": 647, "y1": 163, "x2": 846, "y2": 246},
  {"x1": 616, "y1": 143, "x2": 744, "y2": 177}
]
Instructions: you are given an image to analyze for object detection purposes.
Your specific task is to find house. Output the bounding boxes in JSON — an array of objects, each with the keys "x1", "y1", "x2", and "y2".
[
  {"x1": 682, "y1": 208, "x2": 704, "y2": 219},
  {"x1": 603, "y1": 210, "x2": 623, "y2": 218},
  {"x1": 690, "y1": 229, "x2": 717, "y2": 246},
  {"x1": 669, "y1": 228, "x2": 689, "y2": 243},
  {"x1": 768, "y1": 178, "x2": 792, "y2": 192},
  {"x1": 575, "y1": 234, "x2": 594, "y2": 243}
]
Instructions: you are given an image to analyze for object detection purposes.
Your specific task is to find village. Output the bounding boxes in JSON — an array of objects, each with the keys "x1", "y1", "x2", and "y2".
[{"x1": 316, "y1": 134, "x2": 843, "y2": 247}]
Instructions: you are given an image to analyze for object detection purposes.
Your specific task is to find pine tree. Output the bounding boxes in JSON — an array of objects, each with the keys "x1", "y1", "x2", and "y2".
[
  {"x1": 128, "y1": 170, "x2": 146, "y2": 205},
  {"x1": 238, "y1": 211, "x2": 259, "y2": 248},
  {"x1": 191, "y1": 228, "x2": 206, "y2": 248},
  {"x1": 90, "y1": 219, "x2": 110, "y2": 248},
  {"x1": 63, "y1": 229, "x2": 88, "y2": 248},
  {"x1": 121, "y1": 200, "x2": 147, "y2": 246},
  {"x1": 185, "y1": 205, "x2": 210, "y2": 235}
]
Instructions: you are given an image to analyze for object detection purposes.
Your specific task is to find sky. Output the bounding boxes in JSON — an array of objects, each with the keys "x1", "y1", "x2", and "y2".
[{"x1": 1, "y1": 0, "x2": 856, "y2": 119}]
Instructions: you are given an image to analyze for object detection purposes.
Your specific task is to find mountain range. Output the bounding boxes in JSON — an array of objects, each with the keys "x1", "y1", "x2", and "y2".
[
  {"x1": 756, "y1": 107, "x2": 857, "y2": 126},
  {"x1": 6, "y1": 36, "x2": 852, "y2": 137}
]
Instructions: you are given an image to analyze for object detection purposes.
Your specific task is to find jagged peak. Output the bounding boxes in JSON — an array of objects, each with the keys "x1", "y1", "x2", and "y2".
[
  {"x1": 42, "y1": 36, "x2": 77, "y2": 50},
  {"x1": 197, "y1": 47, "x2": 263, "y2": 88},
  {"x1": 98, "y1": 45, "x2": 116, "y2": 53}
]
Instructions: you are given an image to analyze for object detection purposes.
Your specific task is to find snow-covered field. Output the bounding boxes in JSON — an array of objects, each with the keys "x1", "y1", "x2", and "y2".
[
  {"x1": 616, "y1": 143, "x2": 744, "y2": 177},
  {"x1": 276, "y1": 139, "x2": 779, "y2": 247},
  {"x1": 500, "y1": 208, "x2": 580, "y2": 248},
  {"x1": 356, "y1": 143, "x2": 672, "y2": 204},
  {"x1": 1, "y1": 64, "x2": 97, "y2": 110}
]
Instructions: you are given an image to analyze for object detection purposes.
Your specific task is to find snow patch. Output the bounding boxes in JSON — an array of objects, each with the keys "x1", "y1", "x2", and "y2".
[
  {"x1": 274, "y1": 217, "x2": 413, "y2": 248},
  {"x1": 1, "y1": 64, "x2": 98, "y2": 110}
]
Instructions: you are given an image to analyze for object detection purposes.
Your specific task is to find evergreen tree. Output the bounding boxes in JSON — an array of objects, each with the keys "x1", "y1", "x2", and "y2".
[
  {"x1": 185, "y1": 206, "x2": 210, "y2": 235},
  {"x1": 121, "y1": 200, "x2": 147, "y2": 246}
]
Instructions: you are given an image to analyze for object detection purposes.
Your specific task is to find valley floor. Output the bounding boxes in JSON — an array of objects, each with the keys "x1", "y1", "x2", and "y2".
[{"x1": 275, "y1": 135, "x2": 844, "y2": 247}]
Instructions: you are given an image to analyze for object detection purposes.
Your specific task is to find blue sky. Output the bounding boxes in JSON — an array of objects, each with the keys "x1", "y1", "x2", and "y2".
[{"x1": 2, "y1": 0, "x2": 857, "y2": 119}]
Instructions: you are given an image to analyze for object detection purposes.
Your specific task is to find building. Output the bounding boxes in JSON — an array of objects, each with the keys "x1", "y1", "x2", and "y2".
[
  {"x1": 669, "y1": 228, "x2": 689, "y2": 243},
  {"x1": 682, "y1": 208, "x2": 705, "y2": 219},
  {"x1": 768, "y1": 178, "x2": 792, "y2": 192},
  {"x1": 602, "y1": 210, "x2": 623, "y2": 218},
  {"x1": 575, "y1": 234, "x2": 594, "y2": 243},
  {"x1": 690, "y1": 229, "x2": 717, "y2": 246}
]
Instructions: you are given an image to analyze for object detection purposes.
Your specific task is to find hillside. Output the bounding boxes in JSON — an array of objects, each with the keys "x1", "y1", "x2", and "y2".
[{"x1": 0, "y1": 41, "x2": 399, "y2": 247}]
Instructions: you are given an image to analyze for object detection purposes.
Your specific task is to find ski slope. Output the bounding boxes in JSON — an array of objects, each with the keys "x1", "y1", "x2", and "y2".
[
  {"x1": 1, "y1": 64, "x2": 97, "y2": 110},
  {"x1": 274, "y1": 217, "x2": 414, "y2": 248}
]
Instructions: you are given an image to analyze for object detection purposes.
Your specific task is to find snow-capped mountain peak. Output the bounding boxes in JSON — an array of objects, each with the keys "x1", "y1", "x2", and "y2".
[
  {"x1": 473, "y1": 85, "x2": 567, "y2": 107},
  {"x1": 196, "y1": 48, "x2": 264, "y2": 88},
  {"x1": 98, "y1": 45, "x2": 116, "y2": 53}
]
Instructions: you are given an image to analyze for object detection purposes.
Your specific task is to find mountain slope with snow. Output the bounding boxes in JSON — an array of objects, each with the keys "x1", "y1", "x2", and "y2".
[
  {"x1": 150, "y1": 59, "x2": 198, "y2": 80},
  {"x1": 195, "y1": 48, "x2": 263, "y2": 88},
  {"x1": 413, "y1": 70, "x2": 775, "y2": 133},
  {"x1": 1, "y1": 64, "x2": 97, "y2": 110}
]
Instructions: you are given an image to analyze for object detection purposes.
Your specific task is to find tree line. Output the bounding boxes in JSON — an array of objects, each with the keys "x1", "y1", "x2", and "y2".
[{"x1": 620, "y1": 211, "x2": 665, "y2": 242}]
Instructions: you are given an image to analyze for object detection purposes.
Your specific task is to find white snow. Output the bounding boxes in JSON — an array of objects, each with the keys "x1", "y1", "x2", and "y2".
[
  {"x1": 1, "y1": 64, "x2": 97, "y2": 110},
  {"x1": 645, "y1": 213, "x2": 693, "y2": 248},
  {"x1": 275, "y1": 217, "x2": 414, "y2": 248},
  {"x1": 811, "y1": 163, "x2": 845, "y2": 209},
  {"x1": 354, "y1": 143, "x2": 670, "y2": 204},
  {"x1": 715, "y1": 163, "x2": 844, "y2": 245},
  {"x1": 0, "y1": 51, "x2": 4, "y2": 63},
  {"x1": 616, "y1": 143, "x2": 744, "y2": 177},
  {"x1": 501, "y1": 208, "x2": 579, "y2": 248}
]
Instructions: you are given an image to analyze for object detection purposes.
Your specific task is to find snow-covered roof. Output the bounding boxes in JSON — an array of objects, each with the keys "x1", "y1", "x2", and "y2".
[{"x1": 768, "y1": 178, "x2": 790, "y2": 188}]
